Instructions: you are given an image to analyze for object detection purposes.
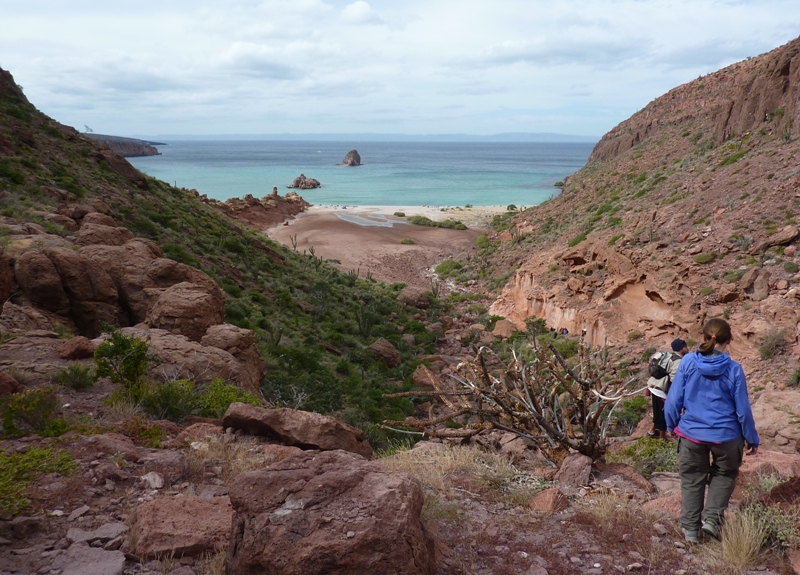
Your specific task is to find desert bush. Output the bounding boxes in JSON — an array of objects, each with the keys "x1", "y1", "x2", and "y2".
[
  {"x1": 758, "y1": 328, "x2": 789, "y2": 359},
  {"x1": 606, "y1": 437, "x2": 678, "y2": 477},
  {"x1": 784, "y1": 261, "x2": 799, "y2": 274},
  {"x1": 407, "y1": 215, "x2": 467, "y2": 230},
  {"x1": 702, "y1": 506, "x2": 766, "y2": 570},
  {"x1": 693, "y1": 253, "x2": 716, "y2": 264},
  {"x1": 0, "y1": 447, "x2": 76, "y2": 515},
  {"x1": 435, "y1": 259, "x2": 463, "y2": 278},
  {"x1": 399, "y1": 238, "x2": 414, "y2": 245},
  {"x1": 1, "y1": 387, "x2": 64, "y2": 437},
  {"x1": 139, "y1": 379, "x2": 199, "y2": 422},
  {"x1": 385, "y1": 338, "x2": 637, "y2": 462},
  {"x1": 55, "y1": 364, "x2": 95, "y2": 390},
  {"x1": 378, "y1": 443, "x2": 546, "y2": 505},
  {"x1": 611, "y1": 395, "x2": 648, "y2": 435},
  {"x1": 393, "y1": 211, "x2": 405, "y2": 217},
  {"x1": 198, "y1": 379, "x2": 261, "y2": 419},
  {"x1": 789, "y1": 368, "x2": 800, "y2": 388},
  {"x1": 185, "y1": 434, "x2": 286, "y2": 485},
  {"x1": 94, "y1": 328, "x2": 158, "y2": 401},
  {"x1": 568, "y1": 232, "x2": 587, "y2": 247},
  {"x1": 578, "y1": 491, "x2": 663, "y2": 541}
]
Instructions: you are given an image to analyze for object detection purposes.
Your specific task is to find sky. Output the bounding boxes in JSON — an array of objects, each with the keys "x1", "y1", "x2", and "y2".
[{"x1": 1, "y1": 1, "x2": 798, "y2": 139}]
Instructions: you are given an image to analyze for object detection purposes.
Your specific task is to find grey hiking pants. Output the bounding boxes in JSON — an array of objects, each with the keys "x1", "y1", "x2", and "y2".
[{"x1": 678, "y1": 436, "x2": 744, "y2": 530}]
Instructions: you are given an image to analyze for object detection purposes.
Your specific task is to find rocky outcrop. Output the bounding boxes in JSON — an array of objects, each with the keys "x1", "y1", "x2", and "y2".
[
  {"x1": 226, "y1": 450, "x2": 435, "y2": 575},
  {"x1": 287, "y1": 174, "x2": 321, "y2": 189},
  {"x1": 222, "y1": 403, "x2": 373, "y2": 458},
  {"x1": 341, "y1": 149, "x2": 361, "y2": 166},
  {"x1": 109, "y1": 326, "x2": 263, "y2": 391},
  {"x1": 200, "y1": 324, "x2": 265, "y2": 389},
  {"x1": 199, "y1": 191, "x2": 309, "y2": 230},
  {"x1": 85, "y1": 134, "x2": 160, "y2": 157}
]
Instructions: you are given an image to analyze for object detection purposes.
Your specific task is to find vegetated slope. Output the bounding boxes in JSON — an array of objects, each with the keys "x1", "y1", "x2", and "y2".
[
  {"x1": 0, "y1": 66, "x2": 431, "y2": 443},
  {"x1": 476, "y1": 38, "x2": 800, "y2": 401}
]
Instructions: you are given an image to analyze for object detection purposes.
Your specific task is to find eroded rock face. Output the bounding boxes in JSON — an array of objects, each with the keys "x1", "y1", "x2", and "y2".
[
  {"x1": 145, "y1": 282, "x2": 224, "y2": 342},
  {"x1": 200, "y1": 324, "x2": 265, "y2": 389},
  {"x1": 226, "y1": 450, "x2": 435, "y2": 575},
  {"x1": 128, "y1": 496, "x2": 232, "y2": 558},
  {"x1": 222, "y1": 403, "x2": 373, "y2": 458},
  {"x1": 75, "y1": 223, "x2": 134, "y2": 247},
  {"x1": 15, "y1": 250, "x2": 70, "y2": 314}
]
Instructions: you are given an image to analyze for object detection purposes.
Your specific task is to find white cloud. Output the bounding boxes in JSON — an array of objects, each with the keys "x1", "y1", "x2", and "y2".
[
  {"x1": 0, "y1": 0, "x2": 798, "y2": 136},
  {"x1": 341, "y1": 1, "x2": 384, "y2": 25}
]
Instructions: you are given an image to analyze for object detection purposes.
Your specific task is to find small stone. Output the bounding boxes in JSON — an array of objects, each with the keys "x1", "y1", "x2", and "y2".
[
  {"x1": 622, "y1": 533, "x2": 631, "y2": 542},
  {"x1": 104, "y1": 479, "x2": 115, "y2": 491},
  {"x1": 628, "y1": 563, "x2": 643, "y2": 571},
  {"x1": 68, "y1": 505, "x2": 90, "y2": 522},
  {"x1": 346, "y1": 531, "x2": 355, "y2": 538},
  {"x1": 140, "y1": 472, "x2": 164, "y2": 490},
  {"x1": 0, "y1": 536, "x2": 10, "y2": 545},
  {"x1": 104, "y1": 536, "x2": 123, "y2": 550},
  {"x1": 674, "y1": 541, "x2": 686, "y2": 549},
  {"x1": 51, "y1": 510, "x2": 64, "y2": 517},
  {"x1": 570, "y1": 556, "x2": 582, "y2": 565},
  {"x1": 653, "y1": 523, "x2": 667, "y2": 535}
]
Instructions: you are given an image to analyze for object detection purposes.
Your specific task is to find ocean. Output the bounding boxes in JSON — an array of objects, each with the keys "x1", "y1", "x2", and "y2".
[{"x1": 128, "y1": 140, "x2": 594, "y2": 207}]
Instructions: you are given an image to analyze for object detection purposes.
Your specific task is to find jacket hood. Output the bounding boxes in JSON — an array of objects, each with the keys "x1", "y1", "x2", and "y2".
[{"x1": 694, "y1": 351, "x2": 732, "y2": 377}]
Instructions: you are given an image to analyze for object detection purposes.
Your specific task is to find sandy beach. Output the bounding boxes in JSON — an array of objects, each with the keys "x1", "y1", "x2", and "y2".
[{"x1": 267, "y1": 205, "x2": 506, "y2": 289}]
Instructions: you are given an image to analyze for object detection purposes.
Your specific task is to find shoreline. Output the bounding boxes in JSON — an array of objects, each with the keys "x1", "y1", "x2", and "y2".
[{"x1": 294, "y1": 203, "x2": 509, "y2": 229}]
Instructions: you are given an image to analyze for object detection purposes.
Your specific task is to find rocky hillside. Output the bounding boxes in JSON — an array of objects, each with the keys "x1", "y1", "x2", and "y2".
[{"x1": 471, "y1": 37, "x2": 800, "y2": 452}]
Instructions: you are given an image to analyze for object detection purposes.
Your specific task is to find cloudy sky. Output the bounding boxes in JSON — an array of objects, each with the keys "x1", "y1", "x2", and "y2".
[{"x1": 1, "y1": 0, "x2": 798, "y2": 138}]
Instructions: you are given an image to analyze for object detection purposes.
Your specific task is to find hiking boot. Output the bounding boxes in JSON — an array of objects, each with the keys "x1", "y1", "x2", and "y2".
[
  {"x1": 682, "y1": 528, "x2": 700, "y2": 544},
  {"x1": 701, "y1": 520, "x2": 721, "y2": 540}
]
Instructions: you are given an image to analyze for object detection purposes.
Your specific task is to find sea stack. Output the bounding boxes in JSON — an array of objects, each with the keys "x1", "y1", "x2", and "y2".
[
  {"x1": 287, "y1": 174, "x2": 321, "y2": 189},
  {"x1": 341, "y1": 150, "x2": 361, "y2": 166}
]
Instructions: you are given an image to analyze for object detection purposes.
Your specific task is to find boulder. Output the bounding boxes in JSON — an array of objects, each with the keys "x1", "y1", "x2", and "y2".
[
  {"x1": 14, "y1": 249, "x2": 71, "y2": 313},
  {"x1": 341, "y1": 149, "x2": 361, "y2": 166},
  {"x1": 749, "y1": 225, "x2": 799, "y2": 255},
  {"x1": 222, "y1": 403, "x2": 373, "y2": 458},
  {"x1": 528, "y1": 487, "x2": 569, "y2": 513},
  {"x1": 55, "y1": 336, "x2": 95, "y2": 360},
  {"x1": 411, "y1": 364, "x2": 438, "y2": 389},
  {"x1": 0, "y1": 302, "x2": 71, "y2": 334},
  {"x1": 81, "y1": 212, "x2": 118, "y2": 227},
  {"x1": 642, "y1": 493, "x2": 682, "y2": 519},
  {"x1": 0, "y1": 372, "x2": 20, "y2": 396},
  {"x1": 368, "y1": 337, "x2": 401, "y2": 367},
  {"x1": 167, "y1": 423, "x2": 223, "y2": 447},
  {"x1": 397, "y1": 286, "x2": 430, "y2": 309},
  {"x1": 75, "y1": 224, "x2": 134, "y2": 246},
  {"x1": 226, "y1": 450, "x2": 435, "y2": 575},
  {"x1": 200, "y1": 324, "x2": 264, "y2": 391},
  {"x1": 0, "y1": 251, "x2": 12, "y2": 305},
  {"x1": 554, "y1": 453, "x2": 592, "y2": 486},
  {"x1": 492, "y1": 319, "x2": 517, "y2": 339},
  {"x1": 128, "y1": 496, "x2": 232, "y2": 558},
  {"x1": 78, "y1": 433, "x2": 141, "y2": 462},
  {"x1": 145, "y1": 282, "x2": 224, "y2": 342},
  {"x1": 750, "y1": 390, "x2": 800, "y2": 453}
]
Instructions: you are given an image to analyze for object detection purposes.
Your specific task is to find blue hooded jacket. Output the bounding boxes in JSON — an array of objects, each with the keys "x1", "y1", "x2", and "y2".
[{"x1": 664, "y1": 351, "x2": 760, "y2": 446}]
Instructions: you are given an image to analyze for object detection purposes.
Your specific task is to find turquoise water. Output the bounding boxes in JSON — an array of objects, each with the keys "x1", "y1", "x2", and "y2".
[{"x1": 128, "y1": 140, "x2": 593, "y2": 207}]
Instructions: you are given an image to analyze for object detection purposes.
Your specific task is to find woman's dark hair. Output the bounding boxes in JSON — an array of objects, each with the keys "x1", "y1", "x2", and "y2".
[{"x1": 699, "y1": 318, "x2": 732, "y2": 355}]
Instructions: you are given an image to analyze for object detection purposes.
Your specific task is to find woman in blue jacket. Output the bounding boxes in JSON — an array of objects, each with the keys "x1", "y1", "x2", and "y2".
[{"x1": 664, "y1": 318, "x2": 759, "y2": 543}]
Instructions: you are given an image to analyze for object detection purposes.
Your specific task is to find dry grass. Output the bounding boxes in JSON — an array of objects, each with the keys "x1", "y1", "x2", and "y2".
[
  {"x1": 195, "y1": 551, "x2": 226, "y2": 575},
  {"x1": 578, "y1": 490, "x2": 665, "y2": 539},
  {"x1": 700, "y1": 507, "x2": 766, "y2": 573},
  {"x1": 183, "y1": 435, "x2": 288, "y2": 485},
  {"x1": 376, "y1": 443, "x2": 546, "y2": 505},
  {"x1": 96, "y1": 398, "x2": 146, "y2": 423}
]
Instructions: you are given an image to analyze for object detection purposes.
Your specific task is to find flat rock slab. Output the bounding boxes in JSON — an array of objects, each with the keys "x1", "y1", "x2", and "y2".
[
  {"x1": 55, "y1": 543, "x2": 125, "y2": 575},
  {"x1": 222, "y1": 402, "x2": 373, "y2": 458},
  {"x1": 129, "y1": 496, "x2": 232, "y2": 558},
  {"x1": 227, "y1": 449, "x2": 435, "y2": 575},
  {"x1": 67, "y1": 522, "x2": 128, "y2": 544}
]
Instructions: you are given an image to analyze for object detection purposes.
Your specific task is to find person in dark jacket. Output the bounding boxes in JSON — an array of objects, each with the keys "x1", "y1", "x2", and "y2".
[{"x1": 665, "y1": 318, "x2": 759, "y2": 544}]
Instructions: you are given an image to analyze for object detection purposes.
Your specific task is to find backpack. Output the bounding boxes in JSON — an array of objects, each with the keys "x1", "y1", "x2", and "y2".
[{"x1": 648, "y1": 352, "x2": 672, "y2": 380}]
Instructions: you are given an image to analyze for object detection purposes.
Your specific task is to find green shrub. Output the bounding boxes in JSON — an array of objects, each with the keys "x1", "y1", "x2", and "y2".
[
  {"x1": 55, "y1": 364, "x2": 95, "y2": 390},
  {"x1": 789, "y1": 368, "x2": 800, "y2": 388},
  {"x1": 198, "y1": 379, "x2": 261, "y2": 419},
  {"x1": 400, "y1": 238, "x2": 415, "y2": 245},
  {"x1": 723, "y1": 268, "x2": 748, "y2": 282},
  {"x1": 1, "y1": 387, "x2": 61, "y2": 437},
  {"x1": 612, "y1": 395, "x2": 648, "y2": 435},
  {"x1": 394, "y1": 211, "x2": 405, "y2": 217},
  {"x1": 554, "y1": 181, "x2": 565, "y2": 187},
  {"x1": 784, "y1": 261, "x2": 799, "y2": 274},
  {"x1": 140, "y1": 379, "x2": 199, "y2": 422},
  {"x1": 94, "y1": 328, "x2": 157, "y2": 401},
  {"x1": 627, "y1": 330, "x2": 642, "y2": 341},
  {"x1": 699, "y1": 286, "x2": 714, "y2": 296},
  {"x1": 608, "y1": 234, "x2": 624, "y2": 246},
  {"x1": 506, "y1": 204, "x2": 517, "y2": 211},
  {"x1": 606, "y1": 437, "x2": 678, "y2": 477},
  {"x1": 407, "y1": 216, "x2": 467, "y2": 230},
  {"x1": 568, "y1": 232, "x2": 587, "y2": 247},
  {"x1": 435, "y1": 260, "x2": 463, "y2": 278},
  {"x1": 474, "y1": 233, "x2": 491, "y2": 250},
  {"x1": 0, "y1": 447, "x2": 76, "y2": 515},
  {"x1": 693, "y1": 253, "x2": 716, "y2": 264},
  {"x1": 719, "y1": 151, "x2": 747, "y2": 166}
]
